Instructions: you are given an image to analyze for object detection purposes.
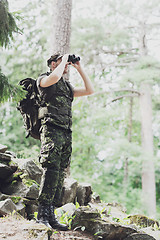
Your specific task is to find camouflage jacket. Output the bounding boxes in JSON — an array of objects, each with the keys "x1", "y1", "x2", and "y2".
[{"x1": 37, "y1": 72, "x2": 74, "y2": 130}]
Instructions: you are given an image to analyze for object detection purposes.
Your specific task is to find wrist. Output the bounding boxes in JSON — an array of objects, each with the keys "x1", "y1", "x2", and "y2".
[{"x1": 77, "y1": 65, "x2": 83, "y2": 73}]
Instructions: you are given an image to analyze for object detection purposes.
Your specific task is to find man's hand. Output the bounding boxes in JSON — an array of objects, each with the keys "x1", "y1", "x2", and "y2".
[{"x1": 71, "y1": 61, "x2": 82, "y2": 72}]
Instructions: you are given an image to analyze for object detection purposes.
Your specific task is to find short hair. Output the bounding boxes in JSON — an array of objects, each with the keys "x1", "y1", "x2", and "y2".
[{"x1": 47, "y1": 53, "x2": 63, "y2": 67}]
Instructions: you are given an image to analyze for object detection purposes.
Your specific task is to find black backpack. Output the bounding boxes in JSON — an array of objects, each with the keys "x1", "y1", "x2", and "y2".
[{"x1": 17, "y1": 78, "x2": 41, "y2": 140}]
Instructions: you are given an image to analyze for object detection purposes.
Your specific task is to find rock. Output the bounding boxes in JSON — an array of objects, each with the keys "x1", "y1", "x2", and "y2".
[
  {"x1": 25, "y1": 202, "x2": 38, "y2": 220},
  {"x1": 0, "y1": 152, "x2": 12, "y2": 163},
  {"x1": 76, "y1": 182, "x2": 92, "y2": 205},
  {"x1": 2, "y1": 180, "x2": 39, "y2": 200},
  {"x1": 13, "y1": 158, "x2": 43, "y2": 185},
  {"x1": 56, "y1": 203, "x2": 76, "y2": 220},
  {"x1": 24, "y1": 199, "x2": 38, "y2": 219},
  {"x1": 25, "y1": 183, "x2": 39, "y2": 200},
  {"x1": 128, "y1": 214, "x2": 159, "y2": 228},
  {"x1": 9, "y1": 164, "x2": 18, "y2": 172},
  {"x1": 0, "y1": 198, "x2": 17, "y2": 216},
  {"x1": 123, "y1": 233, "x2": 156, "y2": 240},
  {"x1": 0, "y1": 193, "x2": 25, "y2": 217},
  {"x1": 107, "y1": 202, "x2": 127, "y2": 213},
  {"x1": 72, "y1": 206, "x2": 138, "y2": 240},
  {"x1": 5, "y1": 151, "x2": 17, "y2": 158},
  {"x1": 61, "y1": 178, "x2": 78, "y2": 205},
  {"x1": 23, "y1": 160, "x2": 43, "y2": 185},
  {"x1": 4, "y1": 169, "x2": 21, "y2": 184},
  {"x1": 1, "y1": 180, "x2": 29, "y2": 197},
  {"x1": 0, "y1": 163, "x2": 17, "y2": 180},
  {"x1": 16, "y1": 200, "x2": 26, "y2": 217},
  {"x1": 91, "y1": 192, "x2": 101, "y2": 203},
  {"x1": 89, "y1": 202, "x2": 128, "y2": 221},
  {"x1": 142, "y1": 226, "x2": 160, "y2": 240},
  {"x1": 0, "y1": 144, "x2": 8, "y2": 153},
  {"x1": 0, "y1": 192, "x2": 10, "y2": 201}
]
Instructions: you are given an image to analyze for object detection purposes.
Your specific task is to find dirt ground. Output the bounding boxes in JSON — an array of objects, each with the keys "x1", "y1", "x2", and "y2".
[{"x1": 0, "y1": 214, "x2": 94, "y2": 240}]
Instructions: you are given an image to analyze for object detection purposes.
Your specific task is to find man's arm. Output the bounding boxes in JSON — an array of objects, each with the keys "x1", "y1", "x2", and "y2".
[
  {"x1": 73, "y1": 62, "x2": 94, "y2": 97},
  {"x1": 40, "y1": 54, "x2": 69, "y2": 88}
]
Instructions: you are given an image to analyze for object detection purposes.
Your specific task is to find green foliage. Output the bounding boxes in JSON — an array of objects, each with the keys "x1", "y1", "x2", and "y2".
[
  {"x1": 71, "y1": 96, "x2": 148, "y2": 213},
  {"x1": 13, "y1": 171, "x2": 23, "y2": 180},
  {"x1": 123, "y1": 57, "x2": 160, "y2": 85},
  {"x1": 75, "y1": 201, "x2": 80, "y2": 209},
  {"x1": 22, "y1": 178, "x2": 39, "y2": 188},
  {"x1": 11, "y1": 196, "x2": 21, "y2": 204},
  {"x1": 0, "y1": 102, "x2": 40, "y2": 156},
  {"x1": 55, "y1": 209, "x2": 75, "y2": 230},
  {"x1": 0, "y1": 70, "x2": 26, "y2": 103},
  {"x1": 0, "y1": 0, "x2": 50, "y2": 102},
  {"x1": 0, "y1": 0, "x2": 20, "y2": 47},
  {"x1": 34, "y1": 211, "x2": 38, "y2": 220},
  {"x1": 0, "y1": 0, "x2": 24, "y2": 104}
]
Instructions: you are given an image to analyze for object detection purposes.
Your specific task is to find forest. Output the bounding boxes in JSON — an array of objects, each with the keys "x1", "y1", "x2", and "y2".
[{"x1": 1, "y1": 0, "x2": 160, "y2": 221}]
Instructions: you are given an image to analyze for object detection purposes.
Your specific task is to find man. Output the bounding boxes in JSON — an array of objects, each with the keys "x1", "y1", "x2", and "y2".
[{"x1": 36, "y1": 53, "x2": 94, "y2": 230}]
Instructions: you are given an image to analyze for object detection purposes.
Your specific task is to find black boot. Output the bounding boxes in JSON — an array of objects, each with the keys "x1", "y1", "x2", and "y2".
[
  {"x1": 49, "y1": 205, "x2": 69, "y2": 231},
  {"x1": 37, "y1": 204, "x2": 52, "y2": 229}
]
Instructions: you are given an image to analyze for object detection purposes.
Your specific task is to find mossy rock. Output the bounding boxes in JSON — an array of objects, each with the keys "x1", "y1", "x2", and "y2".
[
  {"x1": 71, "y1": 206, "x2": 137, "y2": 240},
  {"x1": 128, "y1": 215, "x2": 159, "y2": 228}
]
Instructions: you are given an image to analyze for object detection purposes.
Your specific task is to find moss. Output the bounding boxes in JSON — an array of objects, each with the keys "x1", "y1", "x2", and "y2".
[
  {"x1": 11, "y1": 180, "x2": 17, "y2": 185},
  {"x1": 20, "y1": 172, "x2": 40, "y2": 188},
  {"x1": 22, "y1": 178, "x2": 39, "y2": 188},
  {"x1": 9, "y1": 160, "x2": 17, "y2": 166},
  {"x1": 11, "y1": 196, "x2": 21, "y2": 204},
  {"x1": 128, "y1": 214, "x2": 159, "y2": 228},
  {"x1": 13, "y1": 171, "x2": 23, "y2": 180},
  {"x1": 20, "y1": 173, "x2": 28, "y2": 180}
]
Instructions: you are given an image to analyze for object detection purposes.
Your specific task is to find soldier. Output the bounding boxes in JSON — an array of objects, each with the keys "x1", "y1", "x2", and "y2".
[{"x1": 36, "y1": 53, "x2": 94, "y2": 230}]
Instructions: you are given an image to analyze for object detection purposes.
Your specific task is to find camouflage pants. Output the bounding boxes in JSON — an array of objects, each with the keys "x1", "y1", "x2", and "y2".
[{"x1": 38, "y1": 119, "x2": 72, "y2": 206}]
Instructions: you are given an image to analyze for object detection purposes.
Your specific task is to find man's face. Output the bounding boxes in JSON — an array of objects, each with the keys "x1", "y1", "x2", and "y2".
[{"x1": 51, "y1": 58, "x2": 69, "y2": 74}]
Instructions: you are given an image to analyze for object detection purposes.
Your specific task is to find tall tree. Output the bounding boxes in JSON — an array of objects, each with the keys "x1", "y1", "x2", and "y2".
[
  {"x1": 139, "y1": 21, "x2": 156, "y2": 216},
  {"x1": 0, "y1": 0, "x2": 18, "y2": 47},
  {"x1": 0, "y1": 0, "x2": 23, "y2": 103},
  {"x1": 50, "y1": 0, "x2": 72, "y2": 55}
]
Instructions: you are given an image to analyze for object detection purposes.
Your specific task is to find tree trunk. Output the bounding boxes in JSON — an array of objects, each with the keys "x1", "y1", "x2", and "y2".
[
  {"x1": 128, "y1": 97, "x2": 133, "y2": 143},
  {"x1": 139, "y1": 21, "x2": 156, "y2": 217},
  {"x1": 50, "y1": 0, "x2": 72, "y2": 55},
  {"x1": 123, "y1": 97, "x2": 133, "y2": 192},
  {"x1": 139, "y1": 83, "x2": 156, "y2": 217}
]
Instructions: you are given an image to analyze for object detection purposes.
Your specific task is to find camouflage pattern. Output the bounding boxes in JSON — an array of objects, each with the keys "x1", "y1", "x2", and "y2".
[
  {"x1": 37, "y1": 76, "x2": 74, "y2": 131},
  {"x1": 37, "y1": 74, "x2": 74, "y2": 206},
  {"x1": 38, "y1": 117, "x2": 72, "y2": 206}
]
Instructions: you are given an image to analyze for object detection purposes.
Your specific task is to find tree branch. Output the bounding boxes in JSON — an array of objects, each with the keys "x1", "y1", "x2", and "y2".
[
  {"x1": 92, "y1": 88, "x2": 141, "y2": 96},
  {"x1": 106, "y1": 94, "x2": 139, "y2": 105},
  {"x1": 103, "y1": 48, "x2": 139, "y2": 56}
]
